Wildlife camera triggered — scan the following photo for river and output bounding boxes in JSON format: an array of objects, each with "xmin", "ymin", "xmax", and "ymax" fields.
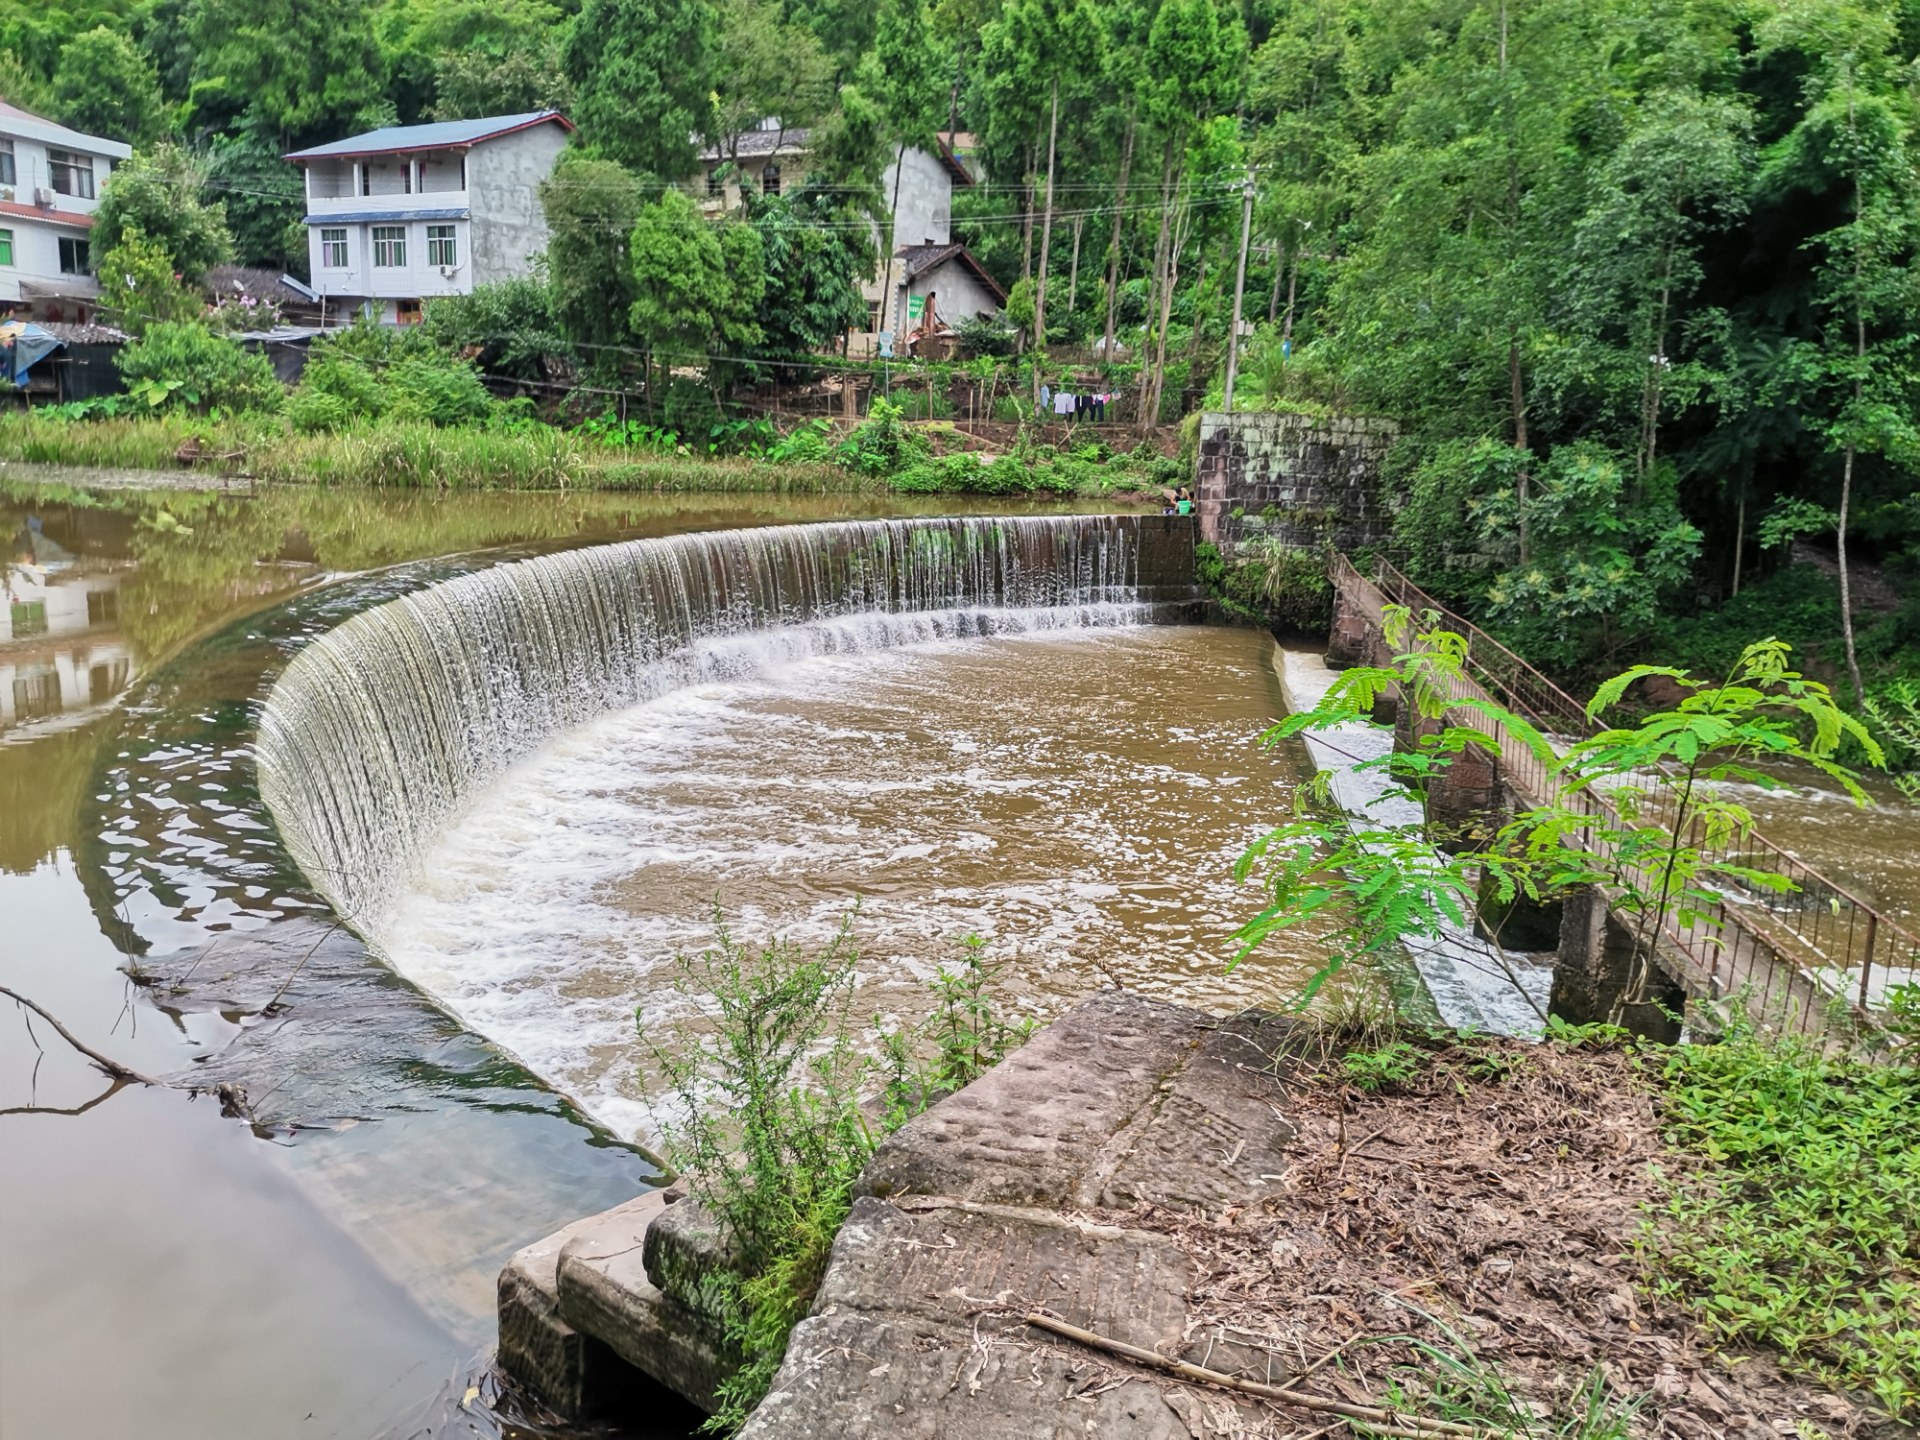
[{"xmin": 3, "ymin": 472, "xmax": 1915, "ymax": 1440}]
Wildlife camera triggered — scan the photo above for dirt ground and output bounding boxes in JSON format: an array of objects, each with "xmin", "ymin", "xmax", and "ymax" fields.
[{"xmin": 1077, "ymin": 1036, "xmax": 1895, "ymax": 1440}]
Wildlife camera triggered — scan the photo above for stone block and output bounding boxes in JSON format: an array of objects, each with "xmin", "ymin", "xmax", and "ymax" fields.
[
  {"xmin": 555, "ymin": 1193, "xmax": 731, "ymax": 1414},
  {"xmin": 497, "ymin": 1190, "xmax": 665, "ymax": 1419}
]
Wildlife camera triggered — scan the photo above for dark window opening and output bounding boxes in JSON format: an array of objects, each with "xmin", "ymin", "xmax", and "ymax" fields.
[{"xmin": 761, "ymin": 164, "xmax": 781, "ymax": 197}]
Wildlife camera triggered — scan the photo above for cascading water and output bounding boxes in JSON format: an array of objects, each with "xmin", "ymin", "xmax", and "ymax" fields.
[{"xmin": 256, "ymin": 515, "xmax": 1185, "ymax": 937}]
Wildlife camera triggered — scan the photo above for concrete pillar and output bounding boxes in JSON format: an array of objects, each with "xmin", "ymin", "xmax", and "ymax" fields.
[
  {"xmin": 1549, "ymin": 886, "xmax": 1684, "ymax": 1042},
  {"xmin": 1474, "ymin": 867, "xmax": 1564, "ymax": 952},
  {"xmin": 1393, "ymin": 706, "xmax": 1503, "ymax": 852},
  {"xmin": 1325, "ymin": 582, "xmax": 1372, "ymax": 668}
]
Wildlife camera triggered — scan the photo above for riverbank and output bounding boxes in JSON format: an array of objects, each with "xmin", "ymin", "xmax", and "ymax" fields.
[
  {"xmin": 508, "ymin": 993, "xmax": 1904, "ymax": 1437},
  {"xmin": 0, "ymin": 411, "xmax": 1181, "ymax": 498}
]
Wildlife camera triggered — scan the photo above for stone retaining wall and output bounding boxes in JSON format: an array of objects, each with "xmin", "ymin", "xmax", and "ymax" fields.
[{"xmin": 1194, "ymin": 411, "xmax": 1398, "ymax": 554}]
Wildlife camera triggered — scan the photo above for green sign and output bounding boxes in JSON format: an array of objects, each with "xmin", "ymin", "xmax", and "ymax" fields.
[{"xmin": 906, "ymin": 295, "xmax": 925, "ymax": 321}]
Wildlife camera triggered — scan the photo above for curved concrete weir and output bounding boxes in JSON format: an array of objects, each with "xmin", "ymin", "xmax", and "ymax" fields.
[{"xmin": 257, "ymin": 514, "xmax": 1200, "ymax": 941}]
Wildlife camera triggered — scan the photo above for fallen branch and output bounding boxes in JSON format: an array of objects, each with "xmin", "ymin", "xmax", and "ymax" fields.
[
  {"xmin": 0, "ymin": 985, "xmax": 165, "ymax": 1088},
  {"xmin": 1023, "ymin": 1313, "xmax": 1492, "ymax": 1440}
]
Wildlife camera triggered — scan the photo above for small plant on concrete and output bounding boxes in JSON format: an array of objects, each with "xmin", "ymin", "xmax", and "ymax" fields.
[
  {"xmin": 646, "ymin": 919, "xmax": 1034, "ymax": 1433},
  {"xmin": 1239, "ymin": 609, "xmax": 1886, "ymax": 1034},
  {"xmin": 922, "ymin": 932, "xmax": 1036, "ymax": 1094},
  {"xmin": 645, "ymin": 915, "xmax": 879, "ymax": 1433}
]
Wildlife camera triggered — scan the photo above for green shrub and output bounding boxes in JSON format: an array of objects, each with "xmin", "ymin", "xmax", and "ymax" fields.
[
  {"xmin": 649, "ymin": 919, "xmax": 1032, "ymax": 1434},
  {"xmin": 296, "ymin": 353, "xmax": 388, "ymax": 419},
  {"xmin": 1651, "ymin": 1030, "xmax": 1920, "ymax": 1418},
  {"xmin": 117, "ymin": 322, "xmax": 282, "ymax": 414},
  {"xmin": 840, "ymin": 397, "xmax": 928, "ymax": 475},
  {"xmin": 386, "ymin": 355, "xmax": 493, "ymax": 426},
  {"xmin": 285, "ymin": 386, "xmax": 352, "ymax": 435}
]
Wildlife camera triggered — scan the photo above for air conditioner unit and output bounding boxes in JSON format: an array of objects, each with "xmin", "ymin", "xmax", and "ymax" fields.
[
  {"xmin": 33, "ymin": 186, "xmax": 54, "ymax": 208},
  {"xmin": 0, "ymin": 187, "xmax": 12, "ymax": 202},
  {"xmin": 438, "ymin": 264, "xmax": 459, "ymax": 279}
]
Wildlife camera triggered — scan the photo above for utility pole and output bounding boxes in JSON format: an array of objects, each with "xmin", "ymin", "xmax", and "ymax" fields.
[{"xmin": 1222, "ymin": 168, "xmax": 1256, "ymax": 412}]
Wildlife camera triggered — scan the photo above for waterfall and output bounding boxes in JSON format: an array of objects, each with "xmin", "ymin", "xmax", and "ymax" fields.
[{"xmin": 256, "ymin": 515, "xmax": 1192, "ymax": 937}]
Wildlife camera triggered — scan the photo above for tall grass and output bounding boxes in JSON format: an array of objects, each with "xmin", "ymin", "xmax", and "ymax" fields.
[{"xmin": 0, "ymin": 411, "xmax": 866, "ymax": 493}]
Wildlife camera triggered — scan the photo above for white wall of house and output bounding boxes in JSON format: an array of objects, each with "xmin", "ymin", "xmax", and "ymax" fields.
[
  {"xmin": 900, "ymin": 263, "xmax": 1001, "ymax": 330},
  {"xmin": 307, "ymin": 216, "xmax": 473, "ymax": 306},
  {"xmin": 0, "ymin": 111, "xmax": 130, "ymax": 307},
  {"xmin": 880, "ymin": 146, "xmax": 954, "ymax": 251}
]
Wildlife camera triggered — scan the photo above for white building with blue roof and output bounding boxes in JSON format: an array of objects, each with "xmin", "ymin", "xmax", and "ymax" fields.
[{"xmin": 285, "ymin": 111, "xmax": 573, "ymax": 324}]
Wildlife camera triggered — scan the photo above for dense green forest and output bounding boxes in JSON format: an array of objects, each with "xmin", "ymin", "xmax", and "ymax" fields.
[{"xmin": 10, "ymin": 0, "xmax": 1920, "ymax": 706}]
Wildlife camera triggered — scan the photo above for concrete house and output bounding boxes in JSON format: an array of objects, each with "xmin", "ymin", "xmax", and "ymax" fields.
[
  {"xmin": 695, "ymin": 122, "xmax": 1004, "ymax": 353},
  {"xmin": 286, "ymin": 111, "xmax": 573, "ymax": 324},
  {"xmin": 0, "ymin": 101, "xmax": 131, "ymax": 324}
]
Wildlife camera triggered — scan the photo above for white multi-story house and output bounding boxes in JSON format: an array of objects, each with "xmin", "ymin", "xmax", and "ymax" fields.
[
  {"xmin": 694, "ymin": 123, "xmax": 1004, "ymax": 353},
  {"xmin": 0, "ymin": 100, "xmax": 131, "ymax": 324},
  {"xmin": 285, "ymin": 111, "xmax": 573, "ymax": 325}
]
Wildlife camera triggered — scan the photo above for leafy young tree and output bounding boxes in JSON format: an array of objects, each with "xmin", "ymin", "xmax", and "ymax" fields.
[
  {"xmin": 91, "ymin": 144, "xmax": 232, "ymax": 283},
  {"xmin": 752, "ymin": 193, "xmax": 870, "ymax": 358},
  {"xmin": 94, "ymin": 228, "xmax": 204, "ymax": 337},
  {"xmin": 540, "ymin": 155, "xmax": 644, "ymax": 355},
  {"xmin": 430, "ymin": 40, "xmax": 573, "ymax": 121},
  {"xmin": 628, "ymin": 188, "xmax": 764, "ymax": 391},
  {"xmin": 563, "ymin": 0, "xmax": 717, "ymax": 177},
  {"xmin": 50, "ymin": 25, "xmax": 169, "ymax": 145}
]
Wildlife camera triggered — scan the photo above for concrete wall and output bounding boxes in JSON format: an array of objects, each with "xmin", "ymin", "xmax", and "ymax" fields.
[
  {"xmin": 898, "ymin": 259, "xmax": 1000, "ymax": 333},
  {"xmin": 1194, "ymin": 411, "xmax": 1398, "ymax": 554},
  {"xmin": 883, "ymin": 146, "xmax": 953, "ymax": 249},
  {"xmin": 470, "ymin": 124, "xmax": 570, "ymax": 285}
]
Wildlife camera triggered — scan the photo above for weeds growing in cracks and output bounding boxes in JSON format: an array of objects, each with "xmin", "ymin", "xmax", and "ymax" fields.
[{"xmin": 643, "ymin": 914, "xmax": 1031, "ymax": 1434}]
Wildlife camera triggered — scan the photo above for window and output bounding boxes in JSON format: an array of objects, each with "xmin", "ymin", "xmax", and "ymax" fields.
[
  {"xmin": 761, "ymin": 163, "xmax": 781, "ymax": 197},
  {"xmin": 0, "ymin": 229, "xmax": 12, "ymax": 267},
  {"xmin": 866, "ymin": 299, "xmax": 883, "ymax": 334},
  {"xmin": 13, "ymin": 668, "xmax": 59, "ymax": 721},
  {"xmin": 48, "ymin": 149, "xmax": 95, "ymax": 200},
  {"xmin": 87, "ymin": 590, "xmax": 119, "ymax": 626},
  {"xmin": 0, "ymin": 140, "xmax": 13, "ymax": 186},
  {"xmin": 320, "ymin": 227, "xmax": 348, "ymax": 268},
  {"xmin": 372, "ymin": 226, "xmax": 406, "ymax": 267},
  {"xmin": 9, "ymin": 600, "xmax": 47, "ymax": 639},
  {"xmin": 707, "ymin": 168, "xmax": 725, "ymax": 198},
  {"xmin": 58, "ymin": 237, "xmax": 89, "ymax": 274},
  {"xmin": 426, "ymin": 224, "xmax": 457, "ymax": 267},
  {"xmin": 396, "ymin": 299, "xmax": 424, "ymax": 325}
]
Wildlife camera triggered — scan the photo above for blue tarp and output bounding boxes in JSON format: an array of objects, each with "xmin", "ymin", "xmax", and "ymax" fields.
[{"xmin": 0, "ymin": 323, "xmax": 64, "ymax": 385}]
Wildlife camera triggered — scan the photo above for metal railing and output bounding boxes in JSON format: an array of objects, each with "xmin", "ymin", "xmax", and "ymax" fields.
[{"xmin": 1330, "ymin": 554, "xmax": 1917, "ymax": 1038}]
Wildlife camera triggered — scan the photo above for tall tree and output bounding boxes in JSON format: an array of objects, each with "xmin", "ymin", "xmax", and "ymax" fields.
[
  {"xmin": 859, "ymin": 0, "xmax": 950, "ymax": 335},
  {"xmin": 707, "ymin": 0, "xmax": 833, "ymax": 167},
  {"xmin": 628, "ymin": 188, "xmax": 765, "ymax": 395},
  {"xmin": 1756, "ymin": 1, "xmax": 1920, "ymax": 702},
  {"xmin": 540, "ymin": 155, "xmax": 644, "ymax": 355},
  {"xmin": 563, "ymin": 0, "xmax": 717, "ymax": 178},
  {"xmin": 183, "ymin": 0, "xmax": 387, "ymax": 146},
  {"xmin": 50, "ymin": 25, "xmax": 168, "ymax": 144}
]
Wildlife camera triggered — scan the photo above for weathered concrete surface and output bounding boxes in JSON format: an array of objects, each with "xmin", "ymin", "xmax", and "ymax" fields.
[
  {"xmin": 858, "ymin": 993, "xmax": 1296, "ymax": 1212},
  {"xmin": 743, "ymin": 995, "xmax": 1302, "ymax": 1439},
  {"xmin": 1194, "ymin": 411, "xmax": 1398, "ymax": 555},
  {"xmin": 501, "ymin": 995, "xmax": 1305, "ymax": 1434},
  {"xmin": 497, "ymin": 1186, "xmax": 728, "ymax": 1418}
]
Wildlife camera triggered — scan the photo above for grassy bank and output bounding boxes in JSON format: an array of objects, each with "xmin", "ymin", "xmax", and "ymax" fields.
[{"xmin": 0, "ymin": 409, "xmax": 1175, "ymax": 498}]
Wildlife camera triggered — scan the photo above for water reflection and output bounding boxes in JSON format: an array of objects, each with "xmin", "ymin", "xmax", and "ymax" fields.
[{"xmin": 4, "ymin": 511, "xmax": 136, "ymax": 736}]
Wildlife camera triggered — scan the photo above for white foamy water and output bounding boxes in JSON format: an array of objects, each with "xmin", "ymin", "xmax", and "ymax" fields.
[{"xmin": 378, "ymin": 627, "xmax": 1325, "ymax": 1141}]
